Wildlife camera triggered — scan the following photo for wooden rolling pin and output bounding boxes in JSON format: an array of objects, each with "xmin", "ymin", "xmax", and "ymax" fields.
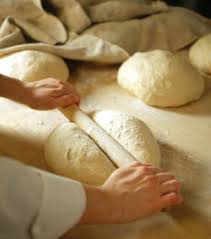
[{"xmin": 59, "ymin": 105, "xmax": 137, "ymax": 167}]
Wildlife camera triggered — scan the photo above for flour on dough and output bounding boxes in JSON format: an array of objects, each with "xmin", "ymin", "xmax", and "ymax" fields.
[
  {"xmin": 93, "ymin": 110, "xmax": 161, "ymax": 167},
  {"xmin": 189, "ymin": 33, "xmax": 211, "ymax": 76},
  {"xmin": 45, "ymin": 122, "xmax": 116, "ymax": 185},
  {"xmin": 0, "ymin": 50, "xmax": 69, "ymax": 82},
  {"xmin": 118, "ymin": 50, "xmax": 204, "ymax": 107}
]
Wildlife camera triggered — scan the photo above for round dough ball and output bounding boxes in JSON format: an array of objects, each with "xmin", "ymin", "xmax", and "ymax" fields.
[
  {"xmin": 118, "ymin": 50, "xmax": 204, "ymax": 107},
  {"xmin": 93, "ymin": 110, "xmax": 161, "ymax": 167},
  {"xmin": 0, "ymin": 50, "xmax": 69, "ymax": 82},
  {"xmin": 190, "ymin": 33, "xmax": 211, "ymax": 75},
  {"xmin": 45, "ymin": 122, "xmax": 115, "ymax": 185}
]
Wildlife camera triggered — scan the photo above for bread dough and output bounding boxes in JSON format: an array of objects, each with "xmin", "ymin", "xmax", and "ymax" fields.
[
  {"xmin": 0, "ymin": 50, "xmax": 69, "ymax": 82},
  {"xmin": 93, "ymin": 110, "xmax": 161, "ymax": 167},
  {"xmin": 117, "ymin": 50, "xmax": 204, "ymax": 107},
  {"xmin": 45, "ymin": 122, "xmax": 116, "ymax": 185},
  {"xmin": 189, "ymin": 33, "xmax": 211, "ymax": 76}
]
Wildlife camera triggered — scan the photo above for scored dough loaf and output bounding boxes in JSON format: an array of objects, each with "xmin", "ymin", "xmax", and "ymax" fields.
[
  {"xmin": 45, "ymin": 122, "xmax": 116, "ymax": 185},
  {"xmin": 117, "ymin": 50, "xmax": 205, "ymax": 107},
  {"xmin": 0, "ymin": 50, "xmax": 69, "ymax": 82},
  {"xmin": 93, "ymin": 110, "xmax": 161, "ymax": 167}
]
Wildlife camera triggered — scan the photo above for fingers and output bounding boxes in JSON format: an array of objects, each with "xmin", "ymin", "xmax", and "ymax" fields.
[
  {"xmin": 55, "ymin": 94, "xmax": 80, "ymax": 107},
  {"xmin": 118, "ymin": 162, "xmax": 163, "ymax": 185},
  {"xmin": 157, "ymin": 172, "xmax": 176, "ymax": 184},
  {"xmin": 46, "ymin": 80, "xmax": 80, "ymax": 107},
  {"xmin": 125, "ymin": 163, "xmax": 180, "ymax": 194},
  {"xmin": 35, "ymin": 78, "xmax": 80, "ymax": 99},
  {"xmin": 50, "ymin": 81, "xmax": 81, "ymax": 106},
  {"xmin": 160, "ymin": 192, "xmax": 183, "ymax": 209},
  {"xmin": 129, "ymin": 162, "xmax": 161, "ymax": 174},
  {"xmin": 50, "ymin": 86, "xmax": 71, "ymax": 97},
  {"xmin": 30, "ymin": 78, "xmax": 61, "ymax": 88},
  {"xmin": 161, "ymin": 179, "xmax": 180, "ymax": 194},
  {"xmin": 51, "ymin": 81, "xmax": 79, "ymax": 96},
  {"xmin": 116, "ymin": 165, "xmax": 161, "ymax": 186}
]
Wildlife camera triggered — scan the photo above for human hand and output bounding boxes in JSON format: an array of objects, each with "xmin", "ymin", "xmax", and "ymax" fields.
[
  {"xmin": 81, "ymin": 162, "xmax": 183, "ymax": 225},
  {"xmin": 25, "ymin": 78, "xmax": 80, "ymax": 110},
  {"xmin": 102, "ymin": 162, "xmax": 183, "ymax": 223}
]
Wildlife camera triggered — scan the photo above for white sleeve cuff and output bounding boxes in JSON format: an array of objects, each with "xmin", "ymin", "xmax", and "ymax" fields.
[{"xmin": 31, "ymin": 170, "xmax": 86, "ymax": 239}]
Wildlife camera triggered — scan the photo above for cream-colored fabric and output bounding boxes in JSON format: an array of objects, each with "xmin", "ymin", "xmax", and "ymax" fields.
[
  {"xmin": 63, "ymin": 34, "xmax": 129, "ymax": 63},
  {"xmin": 93, "ymin": 110, "xmax": 161, "ymax": 167},
  {"xmin": 0, "ymin": 0, "xmax": 129, "ymax": 64},
  {"xmin": 84, "ymin": 7, "xmax": 211, "ymax": 54},
  {"xmin": 48, "ymin": 0, "xmax": 91, "ymax": 33},
  {"xmin": 78, "ymin": 0, "xmax": 149, "ymax": 8},
  {"xmin": 88, "ymin": 1, "xmax": 168, "ymax": 23},
  {"xmin": 0, "ymin": 155, "xmax": 86, "ymax": 239},
  {"xmin": 118, "ymin": 50, "xmax": 205, "ymax": 107},
  {"xmin": 45, "ymin": 122, "xmax": 116, "ymax": 186},
  {"xmin": 189, "ymin": 33, "xmax": 211, "ymax": 76},
  {"xmin": 0, "ymin": 1, "xmax": 211, "ymax": 63},
  {"xmin": 0, "ymin": 50, "xmax": 69, "ymax": 82},
  {"xmin": 0, "ymin": 35, "xmax": 129, "ymax": 64},
  {"xmin": 0, "ymin": 18, "xmax": 26, "ymax": 48},
  {"xmin": 0, "ymin": 0, "xmax": 67, "ymax": 44}
]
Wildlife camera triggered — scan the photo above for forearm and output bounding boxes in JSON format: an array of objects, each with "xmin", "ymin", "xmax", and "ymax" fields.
[
  {"xmin": 0, "ymin": 75, "xmax": 80, "ymax": 110},
  {"xmin": 79, "ymin": 185, "xmax": 118, "ymax": 225},
  {"xmin": 0, "ymin": 74, "xmax": 30, "ymax": 104}
]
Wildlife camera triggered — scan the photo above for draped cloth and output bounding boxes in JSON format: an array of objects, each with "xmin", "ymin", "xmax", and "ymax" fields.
[{"xmin": 0, "ymin": 0, "xmax": 210, "ymax": 63}]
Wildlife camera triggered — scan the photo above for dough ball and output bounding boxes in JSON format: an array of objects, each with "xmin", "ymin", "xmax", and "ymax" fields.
[
  {"xmin": 0, "ymin": 50, "xmax": 69, "ymax": 82},
  {"xmin": 93, "ymin": 110, "xmax": 161, "ymax": 167},
  {"xmin": 118, "ymin": 50, "xmax": 204, "ymax": 107},
  {"xmin": 189, "ymin": 33, "xmax": 211, "ymax": 75},
  {"xmin": 45, "ymin": 122, "xmax": 116, "ymax": 185}
]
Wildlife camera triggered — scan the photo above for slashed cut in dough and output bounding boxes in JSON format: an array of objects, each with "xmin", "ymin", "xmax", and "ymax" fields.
[
  {"xmin": 118, "ymin": 50, "xmax": 204, "ymax": 107},
  {"xmin": 45, "ymin": 122, "xmax": 116, "ymax": 185},
  {"xmin": 93, "ymin": 110, "xmax": 161, "ymax": 167},
  {"xmin": 0, "ymin": 50, "xmax": 69, "ymax": 82}
]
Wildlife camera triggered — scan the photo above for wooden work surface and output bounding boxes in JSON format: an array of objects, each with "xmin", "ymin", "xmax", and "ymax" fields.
[{"xmin": 0, "ymin": 62, "xmax": 211, "ymax": 238}]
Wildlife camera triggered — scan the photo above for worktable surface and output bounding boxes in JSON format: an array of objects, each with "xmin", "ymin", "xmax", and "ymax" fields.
[{"xmin": 0, "ymin": 63, "xmax": 210, "ymax": 238}]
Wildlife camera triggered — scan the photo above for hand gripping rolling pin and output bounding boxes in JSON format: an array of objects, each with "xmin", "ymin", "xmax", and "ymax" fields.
[{"xmin": 59, "ymin": 105, "xmax": 137, "ymax": 167}]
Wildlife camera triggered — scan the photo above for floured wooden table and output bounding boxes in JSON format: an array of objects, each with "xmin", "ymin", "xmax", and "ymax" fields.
[{"xmin": 0, "ymin": 63, "xmax": 211, "ymax": 238}]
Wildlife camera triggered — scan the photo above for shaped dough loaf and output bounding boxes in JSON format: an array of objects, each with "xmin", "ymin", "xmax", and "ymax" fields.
[
  {"xmin": 93, "ymin": 110, "xmax": 161, "ymax": 167},
  {"xmin": 45, "ymin": 122, "xmax": 116, "ymax": 185},
  {"xmin": 189, "ymin": 33, "xmax": 211, "ymax": 76},
  {"xmin": 118, "ymin": 50, "xmax": 204, "ymax": 107},
  {"xmin": 0, "ymin": 50, "xmax": 69, "ymax": 82}
]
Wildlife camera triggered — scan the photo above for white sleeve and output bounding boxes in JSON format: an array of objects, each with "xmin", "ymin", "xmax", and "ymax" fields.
[
  {"xmin": 31, "ymin": 168, "xmax": 86, "ymax": 239},
  {"xmin": 0, "ymin": 156, "xmax": 87, "ymax": 239}
]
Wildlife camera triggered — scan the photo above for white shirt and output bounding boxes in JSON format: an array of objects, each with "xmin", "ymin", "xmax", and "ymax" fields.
[{"xmin": 0, "ymin": 155, "xmax": 87, "ymax": 239}]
